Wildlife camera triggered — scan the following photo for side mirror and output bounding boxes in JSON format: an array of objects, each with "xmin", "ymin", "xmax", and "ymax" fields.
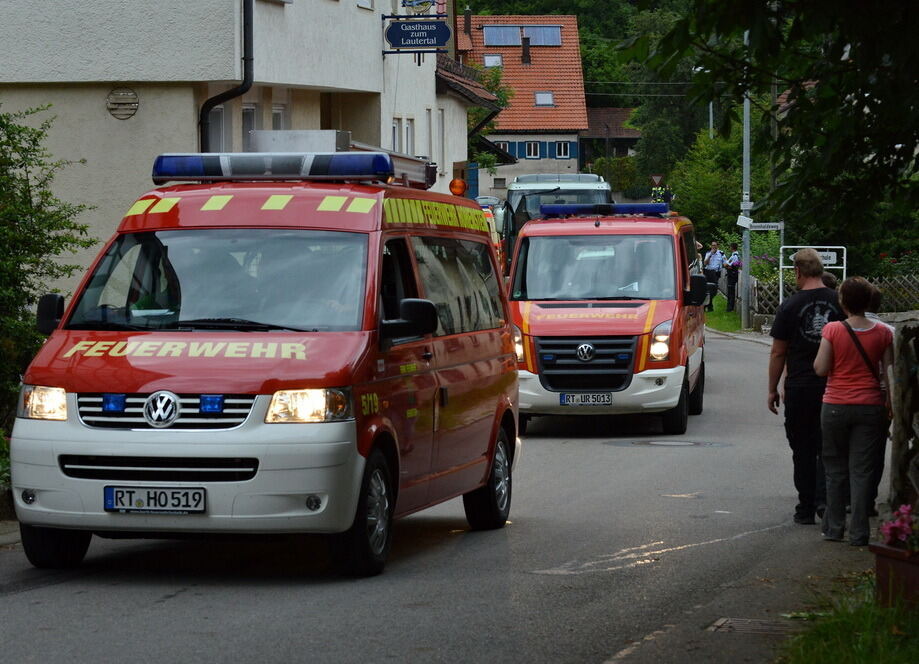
[
  {"xmin": 37, "ymin": 293, "xmax": 65, "ymax": 335},
  {"xmin": 381, "ymin": 298, "xmax": 438, "ymax": 339},
  {"xmin": 686, "ymin": 274, "xmax": 708, "ymax": 307},
  {"xmin": 493, "ymin": 205, "xmax": 506, "ymax": 233}
]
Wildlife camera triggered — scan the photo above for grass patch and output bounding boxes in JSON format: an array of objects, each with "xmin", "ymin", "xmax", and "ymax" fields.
[
  {"xmin": 779, "ymin": 572, "xmax": 919, "ymax": 664},
  {"xmin": 703, "ymin": 291, "xmax": 742, "ymax": 333}
]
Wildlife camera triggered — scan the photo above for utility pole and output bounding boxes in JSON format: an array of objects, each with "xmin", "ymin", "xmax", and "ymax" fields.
[{"xmin": 741, "ymin": 31, "xmax": 752, "ymax": 330}]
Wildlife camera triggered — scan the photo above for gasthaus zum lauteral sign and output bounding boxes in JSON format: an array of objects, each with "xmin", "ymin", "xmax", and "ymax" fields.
[{"xmin": 11, "ymin": 151, "xmax": 519, "ymax": 576}]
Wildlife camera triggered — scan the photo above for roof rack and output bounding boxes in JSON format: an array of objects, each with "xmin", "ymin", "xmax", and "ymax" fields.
[{"xmin": 539, "ymin": 203, "xmax": 670, "ymax": 218}]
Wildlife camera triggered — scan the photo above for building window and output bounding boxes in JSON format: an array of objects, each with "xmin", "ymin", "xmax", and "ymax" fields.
[
  {"xmin": 272, "ymin": 104, "xmax": 288, "ymax": 130},
  {"xmin": 207, "ymin": 107, "xmax": 227, "ymax": 151},
  {"xmin": 534, "ymin": 91, "xmax": 554, "ymax": 106},
  {"xmin": 523, "ymin": 26, "xmax": 561, "ymax": 46},
  {"xmin": 483, "ymin": 26, "xmax": 521, "ymax": 46},
  {"xmin": 494, "ymin": 141, "xmax": 509, "ymax": 153},
  {"xmin": 392, "ymin": 118, "xmax": 403, "ymax": 152},
  {"xmin": 483, "ymin": 54, "xmax": 503, "ymax": 68},
  {"xmin": 405, "ymin": 118, "xmax": 415, "ymax": 156},
  {"xmin": 493, "ymin": 177, "xmax": 507, "ymax": 189},
  {"xmin": 242, "ymin": 104, "xmax": 258, "ymax": 151},
  {"xmin": 356, "ymin": 0, "xmax": 373, "ymax": 9},
  {"xmin": 526, "ymin": 141, "xmax": 539, "ymax": 159},
  {"xmin": 425, "ymin": 109, "xmax": 433, "ymax": 160},
  {"xmin": 556, "ymin": 142, "xmax": 570, "ymax": 159}
]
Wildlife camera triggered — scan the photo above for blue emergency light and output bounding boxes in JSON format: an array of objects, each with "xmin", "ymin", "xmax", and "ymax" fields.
[
  {"xmin": 539, "ymin": 203, "xmax": 669, "ymax": 218},
  {"xmin": 199, "ymin": 395, "xmax": 225, "ymax": 414},
  {"xmin": 152, "ymin": 152, "xmax": 396, "ymax": 185},
  {"xmin": 102, "ymin": 394, "xmax": 126, "ymax": 412}
]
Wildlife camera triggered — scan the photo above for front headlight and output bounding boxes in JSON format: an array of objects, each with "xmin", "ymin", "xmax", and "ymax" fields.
[
  {"xmin": 265, "ymin": 388, "xmax": 353, "ymax": 423},
  {"xmin": 512, "ymin": 325, "xmax": 525, "ymax": 363},
  {"xmin": 17, "ymin": 385, "xmax": 68, "ymax": 420},
  {"xmin": 649, "ymin": 320, "xmax": 672, "ymax": 361}
]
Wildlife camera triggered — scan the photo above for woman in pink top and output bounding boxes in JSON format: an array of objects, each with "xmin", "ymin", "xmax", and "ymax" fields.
[{"xmin": 813, "ymin": 277, "xmax": 893, "ymax": 546}]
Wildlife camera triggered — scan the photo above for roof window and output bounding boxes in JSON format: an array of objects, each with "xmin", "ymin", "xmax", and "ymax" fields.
[
  {"xmin": 534, "ymin": 92, "xmax": 555, "ymax": 106},
  {"xmin": 483, "ymin": 54, "xmax": 503, "ymax": 68}
]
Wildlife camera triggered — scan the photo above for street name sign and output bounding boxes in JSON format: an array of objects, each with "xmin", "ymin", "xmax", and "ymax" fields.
[
  {"xmin": 750, "ymin": 222, "xmax": 784, "ymax": 231},
  {"xmin": 385, "ymin": 20, "xmax": 451, "ymax": 49}
]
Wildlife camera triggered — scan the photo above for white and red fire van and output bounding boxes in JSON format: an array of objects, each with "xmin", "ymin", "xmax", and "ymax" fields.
[
  {"xmin": 508, "ymin": 203, "xmax": 707, "ymax": 435},
  {"xmin": 11, "ymin": 151, "xmax": 519, "ymax": 575}
]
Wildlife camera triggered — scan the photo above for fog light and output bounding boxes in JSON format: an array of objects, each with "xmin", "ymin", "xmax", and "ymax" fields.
[
  {"xmin": 305, "ymin": 495, "xmax": 322, "ymax": 512},
  {"xmin": 655, "ymin": 377, "xmax": 665, "ymax": 386},
  {"xmin": 21, "ymin": 489, "xmax": 36, "ymax": 505}
]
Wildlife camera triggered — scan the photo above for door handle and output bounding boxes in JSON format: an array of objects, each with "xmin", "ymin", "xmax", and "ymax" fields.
[
  {"xmin": 421, "ymin": 350, "xmax": 433, "ymax": 360},
  {"xmin": 439, "ymin": 386, "xmax": 448, "ymax": 407}
]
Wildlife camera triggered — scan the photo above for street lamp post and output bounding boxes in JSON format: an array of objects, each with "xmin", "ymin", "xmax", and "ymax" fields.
[{"xmin": 741, "ymin": 31, "xmax": 752, "ymax": 330}]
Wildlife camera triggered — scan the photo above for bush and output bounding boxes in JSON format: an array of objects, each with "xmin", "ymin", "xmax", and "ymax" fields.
[
  {"xmin": 0, "ymin": 105, "xmax": 95, "ymax": 433},
  {"xmin": 622, "ymin": 184, "xmax": 652, "ymax": 200}
]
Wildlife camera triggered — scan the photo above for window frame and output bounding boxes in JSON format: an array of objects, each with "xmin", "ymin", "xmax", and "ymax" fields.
[
  {"xmin": 525, "ymin": 141, "xmax": 540, "ymax": 159},
  {"xmin": 555, "ymin": 142, "xmax": 570, "ymax": 159},
  {"xmin": 534, "ymin": 91, "xmax": 554, "ymax": 107},
  {"xmin": 483, "ymin": 54, "xmax": 503, "ymax": 68}
]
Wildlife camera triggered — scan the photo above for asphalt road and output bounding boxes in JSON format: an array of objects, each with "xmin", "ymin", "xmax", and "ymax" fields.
[{"xmin": 0, "ymin": 332, "xmax": 873, "ymax": 663}]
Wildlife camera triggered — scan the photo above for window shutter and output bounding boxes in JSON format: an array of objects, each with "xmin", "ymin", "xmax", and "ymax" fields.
[{"xmin": 548, "ymin": 141, "xmax": 557, "ymax": 159}]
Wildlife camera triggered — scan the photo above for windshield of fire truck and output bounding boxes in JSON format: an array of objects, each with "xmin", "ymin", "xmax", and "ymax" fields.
[
  {"xmin": 68, "ymin": 229, "xmax": 368, "ymax": 332},
  {"xmin": 510, "ymin": 234, "xmax": 676, "ymax": 301}
]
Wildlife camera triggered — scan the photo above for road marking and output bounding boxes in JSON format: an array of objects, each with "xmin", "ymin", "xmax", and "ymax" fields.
[
  {"xmin": 531, "ymin": 524, "xmax": 784, "ymax": 576},
  {"xmin": 604, "ymin": 624, "xmax": 676, "ymax": 662}
]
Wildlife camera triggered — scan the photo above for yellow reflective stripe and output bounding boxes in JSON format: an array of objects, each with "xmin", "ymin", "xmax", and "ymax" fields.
[
  {"xmin": 262, "ymin": 195, "xmax": 293, "ymax": 210},
  {"xmin": 346, "ymin": 197, "xmax": 376, "ymax": 214},
  {"xmin": 149, "ymin": 197, "xmax": 180, "ymax": 213},
  {"xmin": 125, "ymin": 199, "xmax": 155, "ymax": 216},
  {"xmin": 392, "ymin": 198, "xmax": 408, "ymax": 223},
  {"xmin": 318, "ymin": 195, "xmax": 347, "ymax": 212},
  {"xmin": 200, "ymin": 195, "xmax": 233, "ymax": 211}
]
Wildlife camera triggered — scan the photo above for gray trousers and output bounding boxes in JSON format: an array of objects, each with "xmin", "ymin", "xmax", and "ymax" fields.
[{"xmin": 820, "ymin": 403, "xmax": 886, "ymax": 544}]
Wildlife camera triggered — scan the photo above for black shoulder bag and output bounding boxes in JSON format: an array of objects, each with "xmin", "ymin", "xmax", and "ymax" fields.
[{"xmin": 841, "ymin": 320, "xmax": 891, "ymax": 419}]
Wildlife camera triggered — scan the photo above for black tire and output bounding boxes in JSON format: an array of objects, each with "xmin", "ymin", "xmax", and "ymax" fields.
[
  {"xmin": 688, "ymin": 362, "xmax": 705, "ymax": 416},
  {"xmin": 518, "ymin": 415, "xmax": 529, "ymax": 436},
  {"xmin": 20, "ymin": 523, "xmax": 91, "ymax": 569},
  {"xmin": 333, "ymin": 449, "xmax": 394, "ymax": 577},
  {"xmin": 463, "ymin": 428, "xmax": 512, "ymax": 530},
  {"xmin": 661, "ymin": 380, "xmax": 689, "ymax": 435}
]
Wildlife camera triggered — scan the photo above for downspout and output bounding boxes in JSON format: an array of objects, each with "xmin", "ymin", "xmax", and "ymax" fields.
[{"xmin": 199, "ymin": 0, "xmax": 254, "ymax": 152}]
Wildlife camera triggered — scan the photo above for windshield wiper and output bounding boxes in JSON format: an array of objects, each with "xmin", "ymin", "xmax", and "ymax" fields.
[
  {"xmin": 67, "ymin": 321, "xmax": 145, "ymax": 331},
  {"xmin": 172, "ymin": 318, "xmax": 310, "ymax": 332},
  {"xmin": 590, "ymin": 296, "xmax": 650, "ymax": 301}
]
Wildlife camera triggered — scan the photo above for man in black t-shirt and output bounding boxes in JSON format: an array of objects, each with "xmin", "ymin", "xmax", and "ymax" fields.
[{"xmin": 768, "ymin": 248, "xmax": 842, "ymax": 524}]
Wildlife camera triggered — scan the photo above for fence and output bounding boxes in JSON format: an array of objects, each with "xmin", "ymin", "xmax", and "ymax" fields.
[{"xmin": 744, "ymin": 274, "xmax": 919, "ymax": 316}]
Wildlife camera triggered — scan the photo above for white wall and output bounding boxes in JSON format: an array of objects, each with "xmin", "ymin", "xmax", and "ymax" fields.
[
  {"xmin": 478, "ymin": 133, "xmax": 580, "ymax": 199},
  {"xmin": 0, "ymin": 86, "xmax": 198, "ymax": 295},
  {"xmin": 0, "ymin": 0, "xmax": 237, "ymax": 82}
]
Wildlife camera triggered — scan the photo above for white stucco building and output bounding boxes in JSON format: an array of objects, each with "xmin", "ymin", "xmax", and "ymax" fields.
[{"xmin": 0, "ymin": 0, "xmax": 481, "ymax": 293}]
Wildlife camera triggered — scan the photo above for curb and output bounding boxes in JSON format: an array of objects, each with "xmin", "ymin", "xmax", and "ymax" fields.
[{"xmin": 706, "ymin": 326, "xmax": 772, "ymax": 347}]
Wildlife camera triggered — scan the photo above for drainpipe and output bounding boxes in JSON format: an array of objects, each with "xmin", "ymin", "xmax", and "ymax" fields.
[{"xmin": 199, "ymin": 0, "xmax": 254, "ymax": 152}]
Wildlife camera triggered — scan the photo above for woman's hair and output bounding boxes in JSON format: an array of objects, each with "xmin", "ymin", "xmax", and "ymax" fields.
[
  {"xmin": 868, "ymin": 285, "xmax": 882, "ymax": 313},
  {"xmin": 839, "ymin": 276, "xmax": 873, "ymax": 316}
]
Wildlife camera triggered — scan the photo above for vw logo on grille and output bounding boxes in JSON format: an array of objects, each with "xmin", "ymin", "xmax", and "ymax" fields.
[
  {"xmin": 143, "ymin": 391, "xmax": 181, "ymax": 428},
  {"xmin": 576, "ymin": 343, "xmax": 596, "ymax": 362}
]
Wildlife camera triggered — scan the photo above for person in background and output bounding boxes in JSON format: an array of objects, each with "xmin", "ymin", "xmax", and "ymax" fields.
[
  {"xmin": 813, "ymin": 277, "xmax": 893, "ymax": 546},
  {"xmin": 821, "ymin": 271, "xmax": 838, "ymax": 290},
  {"xmin": 703, "ymin": 241, "xmax": 725, "ymax": 312},
  {"xmin": 724, "ymin": 243, "xmax": 741, "ymax": 312},
  {"xmin": 768, "ymin": 248, "xmax": 842, "ymax": 525}
]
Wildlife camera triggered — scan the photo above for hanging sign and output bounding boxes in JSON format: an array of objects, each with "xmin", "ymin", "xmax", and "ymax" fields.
[{"xmin": 385, "ymin": 20, "xmax": 451, "ymax": 49}]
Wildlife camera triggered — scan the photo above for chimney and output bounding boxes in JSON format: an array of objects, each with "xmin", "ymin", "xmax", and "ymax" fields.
[
  {"xmin": 464, "ymin": 6, "xmax": 471, "ymax": 35},
  {"xmin": 522, "ymin": 36, "xmax": 531, "ymax": 64}
]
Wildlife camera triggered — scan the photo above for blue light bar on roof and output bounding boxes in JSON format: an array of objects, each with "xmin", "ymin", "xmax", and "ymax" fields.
[
  {"xmin": 152, "ymin": 152, "xmax": 396, "ymax": 185},
  {"xmin": 539, "ymin": 203, "xmax": 669, "ymax": 218}
]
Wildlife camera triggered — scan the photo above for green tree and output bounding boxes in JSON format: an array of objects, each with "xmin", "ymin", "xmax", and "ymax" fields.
[
  {"xmin": 468, "ymin": 64, "xmax": 514, "ymax": 174},
  {"xmin": 627, "ymin": 0, "xmax": 919, "ymax": 274},
  {"xmin": 0, "ymin": 106, "xmax": 95, "ymax": 433}
]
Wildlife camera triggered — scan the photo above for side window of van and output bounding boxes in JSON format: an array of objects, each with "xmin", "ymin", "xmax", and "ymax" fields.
[
  {"xmin": 411, "ymin": 236, "xmax": 504, "ymax": 336},
  {"xmin": 381, "ymin": 239, "xmax": 418, "ymax": 321},
  {"xmin": 682, "ymin": 231, "xmax": 701, "ymax": 275}
]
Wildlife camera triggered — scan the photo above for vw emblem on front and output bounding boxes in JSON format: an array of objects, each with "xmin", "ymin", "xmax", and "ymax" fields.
[
  {"xmin": 576, "ymin": 343, "xmax": 596, "ymax": 362},
  {"xmin": 144, "ymin": 391, "xmax": 181, "ymax": 428}
]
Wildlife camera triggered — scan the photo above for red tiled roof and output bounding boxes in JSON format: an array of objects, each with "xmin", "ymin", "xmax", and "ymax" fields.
[
  {"xmin": 436, "ymin": 54, "xmax": 499, "ymax": 110},
  {"xmin": 581, "ymin": 108, "xmax": 641, "ymax": 139},
  {"xmin": 458, "ymin": 15, "xmax": 588, "ymax": 132}
]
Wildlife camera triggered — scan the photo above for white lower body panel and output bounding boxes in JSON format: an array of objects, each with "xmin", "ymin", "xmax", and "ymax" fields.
[
  {"xmin": 11, "ymin": 395, "xmax": 364, "ymax": 534},
  {"xmin": 518, "ymin": 365, "xmax": 686, "ymax": 416}
]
